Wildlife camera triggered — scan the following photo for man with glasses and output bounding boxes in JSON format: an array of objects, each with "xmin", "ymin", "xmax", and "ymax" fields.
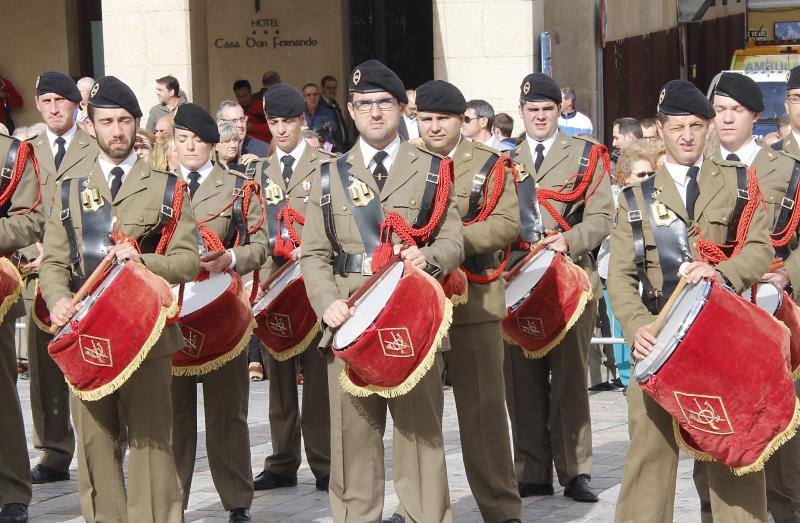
[
  {"xmin": 154, "ymin": 114, "xmax": 174, "ymax": 140},
  {"xmin": 217, "ymin": 100, "xmax": 268, "ymax": 157},
  {"xmin": 463, "ymin": 99, "xmax": 502, "ymax": 150},
  {"xmin": 233, "ymin": 79, "xmax": 271, "ymax": 145},
  {"xmin": 639, "ymin": 117, "xmax": 658, "ymax": 142},
  {"xmin": 300, "ymin": 60, "xmax": 463, "ymax": 523}
]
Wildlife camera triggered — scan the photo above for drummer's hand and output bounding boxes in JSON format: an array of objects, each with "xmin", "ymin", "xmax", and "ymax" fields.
[
  {"xmin": 683, "ymin": 261, "xmax": 716, "ymax": 284},
  {"xmin": 764, "ymin": 268, "xmax": 791, "ymax": 289},
  {"xmin": 541, "ymin": 231, "xmax": 569, "ymax": 253},
  {"xmin": 201, "ymin": 250, "xmax": 232, "ymax": 273},
  {"xmin": 111, "ymin": 242, "xmax": 141, "ymax": 263},
  {"xmin": 50, "ymin": 298, "xmax": 83, "ymax": 327},
  {"xmin": 23, "ymin": 242, "xmax": 44, "ymax": 272},
  {"xmin": 633, "ymin": 323, "xmax": 657, "ymax": 361},
  {"xmin": 323, "ymin": 299, "xmax": 354, "ymax": 328},
  {"xmin": 395, "ymin": 244, "xmax": 427, "ymax": 270},
  {"xmin": 290, "ymin": 247, "xmax": 301, "ymax": 261},
  {"xmin": 500, "ymin": 271, "xmax": 510, "ymax": 288}
]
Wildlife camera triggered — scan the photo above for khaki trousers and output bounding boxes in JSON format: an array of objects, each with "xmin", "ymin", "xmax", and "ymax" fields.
[
  {"xmin": 503, "ymin": 301, "xmax": 595, "ymax": 486},
  {"xmin": 263, "ymin": 341, "xmax": 330, "ymax": 479},
  {"xmin": 616, "ymin": 380, "xmax": 766, "ymax": 523},
  {"xmin": 445, "ymin": 321, "xmax": 521, "ymax": 522},
  {"xmin": 73, "ymin": 354, "xmax": 182, "ymax": 523},
  {"xmin": 0, "ymin": 309, "xmax": 31, "ymax": 506},
  {"xmin": 327, "ymin": 353, "xmax": 452, "ymax": 523},
  {"xmin": 171, "ymin": 350, "xmax": 253, "ymax": 510}
]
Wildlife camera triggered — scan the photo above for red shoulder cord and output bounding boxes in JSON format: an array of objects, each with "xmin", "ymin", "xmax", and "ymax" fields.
[
  {"xmin": 273, "ymin": 206, "xmax": 305, "ymax": 260},
  {"xmin": 371, "ymin": 158, "xmax": 455, "ymax": 272},
  {"xmin": 1, "ymin": 141, "xmax": 43, "ymax": 258},
  {"xmin": 150, "ymin": 179, "xmax": 187, "ymax": 321},
  {"xmin": 536, "ymin": 143, "xmax": 611, "ymax": 232},
  {"xmin": 460, "ymin": 156, "xmax": 516, "ymax": 284},
  {"xmin": 771, "ymin": 172, "xmax": 800, "ymax": 252},
  {"xmin": 696, "ymin": 168, "xmax": 763, "ymax": 264}
]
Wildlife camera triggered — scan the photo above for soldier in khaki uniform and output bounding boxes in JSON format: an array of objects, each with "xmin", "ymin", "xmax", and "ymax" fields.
[
  {"xmin": 414, "ymin": 80, "xmax": 522, "ymax": 523},
  {"xmin": 39, "ymin": 76, "xmax": 200, "ymax": 523},
  {"xmin": 301, "ymin": 60, "xmax": 463, "ymax": 523},
  {"xmin": 26, "ymin": 71, "xmax": 99, "ymax": 485},
  {"xmin": 251, "ymin": 85, "xmax": 332, "ymax": 492},
  {"xmin": 0, "ymin": 135, "xmax": 45, "ymax": 523},
  {"xmin": 609, "ymin": 80, "xmax": 771, "ymax": 523},
  {"xmin": 169, "ymin": 103, "xmax": 265, "ymax": 523},
  {"xmin": 503, "ymin": 73, "xmax": 613, "ymax": 502}
]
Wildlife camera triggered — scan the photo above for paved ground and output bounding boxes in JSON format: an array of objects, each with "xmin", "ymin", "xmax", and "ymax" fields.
[{"xmin": 16, "ymin": 376, "xmax": 704, "ymax": 522}]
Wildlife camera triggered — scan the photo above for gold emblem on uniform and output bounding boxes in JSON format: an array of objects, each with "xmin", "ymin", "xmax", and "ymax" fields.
[
  {"xmin": 80, "ymin": 186, "xmax": 104, "ymax": 212},
  {"xmin": 674, "ymin": 392, "xmax": 734, "ymax": 435},
  {"xmin": 352, "ymin": 69, "xmax": 362, "ymax": 86},
  {"xmin": 650, "ymin": 200, "xmax": 677, "ymax": 227},
  {"xmin": 348, "ymin": 177, "xmax": 374, "ymax": 206},
  {"xmin": 90, "ymin": 82, "xmax": 100, "ymax": 98},
  {"xmin": 523, "ymin": 81, "xmax": 531, "ymax": 95},
  {"xmin": 264, "ymin": 180, "xmax": 284, "ymax": 205}
]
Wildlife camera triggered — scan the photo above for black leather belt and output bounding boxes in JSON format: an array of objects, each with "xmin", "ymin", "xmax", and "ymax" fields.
[
  {"xmin": 336, "ymin": 155, "xmax": 384, "ymax": 254},
  {"xmin": 725, "ymin": 166, "xmax": 749, "ymax": 245},
  {"xmin": 774, "ymin": 159, "xmax": 800, "ymax": 260},
  {"xmin": 462, "ymin": 154, "xmax": 498, "ymax": 223},
  {"xmin": 0, "ymin": 138, "xmax": 21, "ymax": 217},
  {"xmin": 511, "ymin": 148, "xmax": 544, "ymax": 244},
  {"xmin": 139, "ymin": 175, "xmax": 178, "ymax": 254},
  {"xmin": 558, "ymin": 141, "xmax": 594, "ymax": 230}
]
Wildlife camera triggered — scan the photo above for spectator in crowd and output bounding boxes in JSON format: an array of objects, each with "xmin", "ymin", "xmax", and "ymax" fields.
[
  {"xmin": 134, "ymin": 128, "xmax": 155, "ymax": 162},
  {"xmin": 254, "ymin": 70, "xmax": 282, "ymax": 99},
  {"xmin": 302, "ymin": 127, "xmax": 322, "ymax": 149},
  {"xmin": 463, "ymin": 99, "xmax": 503, "ymax": 150},
  {"xmin": 150, "ymin": 134, "xmax": 178, "ymax": 171},
  {"xmin": 146, "ymin": 75, "xmax": 185, "ymax": 132},
  {"xmin": 401, "ymin": 88, "xmax": 420, "ymax": 140},
  {"xmin": 558, "ymin": 86, "xmax": 593, "ymax": 136},
  {"xmin": 214, "ymin": 120, "xmax": 260, "ymax": 170},
  {"xmin": 154, "ymin": 114, "xmax": 174, "ymax": 140},
  {"xmin": 611, "ymin": 117, "xmax": 643, "ymax": 151},
  {"xmin": 639, "ymin": 117, "xmax": 658, "ymax": 142},
  {"xmin": 0, "ymin": 75, "xmax": 23, "ymax": 133},
  {"xmin": 319, "ymin": 74, "xmax": 349, "ymax": 148},
  {"xmin": 302, "ymin": 82, "xmax": 340, "ymax": 150},
  {"xmin": 217, "ymin": 99, "xmax": 269, "ymax": 157},
  {"xmin": 75, "ymin": 76, "xmax": 95, "ymax": 133},
  {"xmin": 233, "ymin": 79, "xmax": 271, "ymax": 143},
  {"xmin": 492, "ymin": 112, "xmax": 516, "ymax": 150}
]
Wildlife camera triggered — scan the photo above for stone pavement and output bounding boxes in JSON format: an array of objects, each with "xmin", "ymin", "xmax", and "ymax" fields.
[{"xmin": 16, "ymin": 378, "xmax": 704, "ymax": 522}]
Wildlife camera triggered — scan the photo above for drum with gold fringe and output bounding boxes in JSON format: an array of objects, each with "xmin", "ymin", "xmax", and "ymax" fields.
[{"xmin": 0, "ymin": 256, "xmax": 22, "ymax": 324}]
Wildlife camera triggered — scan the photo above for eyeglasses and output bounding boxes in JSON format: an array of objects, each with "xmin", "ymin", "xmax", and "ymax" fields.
[
  {"xmin": 631, "ymin": 171, "xmax": 655, "ymax": 179},
  {"xmin": 463, "ymin": 116, "xmax": 480, "ymax": 123},
  {"xmin": 788, "ymin": 94, "xmax": 800, "ymax": 105},
  {"xmin": 219, "ymin": 116, "xmax": 248, "ymax": 124},
  {"xmin": 133, "ymin": 144, "xmax": 151, "ymax": 151},
  {"xmin": 352, "ymin": 97, "xmax": 396, "ymax": 113}
]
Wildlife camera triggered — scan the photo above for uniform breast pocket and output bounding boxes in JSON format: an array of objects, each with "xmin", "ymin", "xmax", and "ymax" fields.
[
  {"xmin": 763, "ymin": 189, "xmax": 787, "ymax": 225},
  {"xmin": 331, "ymin": 206, "xmax": 356, "ymax": 248},
  {"xmin": 390, "ymin": 198, "xmax": 422, "ymax": 226},
  {"xmin": 700, "ymin": 206, "xmax": 734, "ymax": 244},
  {"xmin": 123, "ymin": 208, "xmax": 162, "ymax": 239}
]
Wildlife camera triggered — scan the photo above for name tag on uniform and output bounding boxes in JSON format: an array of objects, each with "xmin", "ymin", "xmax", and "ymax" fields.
[{"xmin": 348, "ymin": 178, "xmax": 374, "ymax": 207}]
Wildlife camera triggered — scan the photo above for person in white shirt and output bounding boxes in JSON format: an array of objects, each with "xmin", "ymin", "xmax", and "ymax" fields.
[
  {"xmin": 558, "ymin": 87, "xmax": 593, "ymax": 137},
  {"xmin": 401, "ymin": 88, "xmax": 420, "ymax": 140}
]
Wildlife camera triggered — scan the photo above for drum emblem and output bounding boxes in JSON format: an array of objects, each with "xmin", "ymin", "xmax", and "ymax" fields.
[
  {"xmin": 267, "ymin": 313, "xmax": 293, "ymax": 338},
  {"xmin": 675, "ymin": 392, "xmax": 734, "ymax": 435},
  {"xmin": 79, "ymin": 335, "xmax": 113, "ymax": 367},
  {"xmin": 181, "ymin": 326, "xmax": 206, "ymax": 358},
  {"xmin": 378, "ymin": 328, "xmax": 414, "ymax": 358},
  {"xmin": 517, "ymin": 317, "xmax": 545, "ymax": 339}
]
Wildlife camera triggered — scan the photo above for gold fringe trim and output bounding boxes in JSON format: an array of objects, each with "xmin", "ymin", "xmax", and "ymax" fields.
[
  {"xmin": 449, "ymin": 285, "xmax": 468, "ymax": 307},
  {"xmin": 673, "ymin": 421, "xmax": 714, "ymax": 462},
  {"xmin": 0, "ymin": 257, "xmax": 22, "ymax": 325},
  {"xmin": 339, "ymin": 298, "xmax": 454, "ymax": 399},
  {"xmin": 171, "ymin": 319, "xmax": 254, "ymax": 376},
  {"xmin": 266, "ymin": 321, "xmax": 320, "ymax": 362},
  {"xmin": 70, "ymin": 293, "xmax": 179, "ymax": 401},
  {"xmin": 793, "ymin": 364, "xmax": 800, "ymax": 381},
  {"xmin": 31, "ymin": 280, "xmax": 52, "ymax": 333}
]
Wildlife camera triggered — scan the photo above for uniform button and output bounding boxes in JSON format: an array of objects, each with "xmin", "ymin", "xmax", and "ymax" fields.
[
  {"xmin": 138, "ymin": 216, "xmax": 144, "ymax": 224},
  {"xmin": 460, "ymin": 190, "xmax": 467, "ymax": 196},
  {"xmin": 769, "ymin": 196, "xmax": 775, "ymax": 202},
  {"xmin": 410, "ymin": 199, "xmax": 416, "ymax": 206},
  {"xmin": 342, "ymin": 205, "xmax": 347, "ymax": 212},
  {"xmin": 693, "ymin": 242, "xmax": 698, "ymax": 248}
]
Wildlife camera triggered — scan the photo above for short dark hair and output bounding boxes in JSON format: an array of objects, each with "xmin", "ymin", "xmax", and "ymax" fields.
[
  {"xmin": 233, "ymin": 79, "xmax": 252, "ymax": 92},
  {"xmin": 613, "ymin": 117, "xmax": 643, "ymax": 139},
  {"xmin": 262, "ymin": 70, "xmax": 281, "ymax": 88},
  {"xmin": 639, "ymin": 117, "xmax": 657, "ymax": 130},
  {"xmin": 466, "ymin": 99, "xmax": 494, "ymax": 130},
  {"xmin": 302, "ymin": 83, "xmax": 319, "ymax": 92},
  {"xmin": 156, "ymin": 75, "xmax": 180, "ymax": 97},
  {"xmin": 493, "ymin": 113, "xmax": 514, "ymax": 138},
  {"xmin": 321, "ymin": 75, "xmax": 337, "ymax": 87}
]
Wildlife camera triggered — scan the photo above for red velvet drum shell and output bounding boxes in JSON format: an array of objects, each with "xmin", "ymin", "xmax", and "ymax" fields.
[
  {"xmin": 253, "ymin": 275, "xmax": 318, "ymax": 360},
  {"xmin": 33, "ymin": 284, "xmax": 52, "ymax": 331},
  {"xmin": 774, "ymin": 293, "xmax": 800, "ymax": 378},
  {"xmin": 0, "ymin": 257, "xmax": 22, "ymax": 324}
]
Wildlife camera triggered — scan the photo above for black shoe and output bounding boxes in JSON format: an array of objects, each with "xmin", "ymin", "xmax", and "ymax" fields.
[
  {"xmin": 588, "ymin": 381, "xmax": 616, "ymax": 391},
  {"xmin": 229, "ymin": 508, "xmax": 251, "ymax": 523},
  {"xmin": 564, "ymin": 474, "xmax": 599, "ymax": 502},
  {"xmin": 502, "ymin": 520, "xmax": 522, "ymax": 523},
  {"xmin": 611, "ymin": 377, "xmax": 626, "ymax": 391},
  {"xmin": 382, "ymin": 514, "xmax": 405, "ymax": 523},
  {"xmin": 253, "ymin": 469, "xmax": 297, "ymax": 490},
  {"xmin": 315, "ymin": 475, "xmax": 329, "ymax": 491},
  {"xmin": 518, "ymin": 481, "xmax": 554, "ymax": 497},
  {"xmin": 0, "ymin": 504, "xmax": 28, "ymax": 523},
  {"xmin": 31, "ymin": 464, "xmax": 69, "ymax": 484}
]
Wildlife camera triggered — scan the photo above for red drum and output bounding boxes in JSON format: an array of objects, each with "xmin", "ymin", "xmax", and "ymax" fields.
[
  {"xmin": 171, "ymin": 269, "xmax": 253, "ymax": 376},
  {"xmin": 48, "ymin": 261, "xmax": 177, "ymax": 401},
  {"xmin": 502, "ymin": 249, "xmax": 593, "ymax": 358},
  {"xmin": 439, "ymin": 269, "xmax": 468, "ymax": 306},
  {"xmin": 0, "ymin": 256, "xmax": 22, "ymax": 324},
  {"xmin": 332, "ymin": 259, "xmax": 452, "ymax": 398},
  {"xmin": 32, "ymin": 283, "xmax": 52, "ymax": 333},
  {"xmin": 635, "ymin": 279, "xmax": 798, "ymax": 475},
  {"xmin": 252, "ymin": 259, "xmax": 318, "ymax": 361},
  {"xmin": 743, "ymin": 283, "xmax": 800, "ymax": 379}
]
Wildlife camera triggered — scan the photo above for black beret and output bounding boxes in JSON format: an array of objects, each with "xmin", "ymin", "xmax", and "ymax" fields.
[
  {"xmin": 519, "ymin": 73, "xmax": 562, "ymax": 104},
  {"xmin": 713, "ymin": 73, "xmax": 764, "ymax": 113},
  {"xmin": 657, "ymin": 79, "xmax": 715, "ymax": 119},
  {"xmin": 35, "ymin": 72, "xmax": 81, "ymax": 103},
  {"xmin": 788, "ymin": 67, "xmax": 800, "ymax": 90},
  {"xmin": 174, "ymin": 103, "xmax": 220, "ymax": 143},
  {"xmin": 349, "ymin": 60, "xmax": 408, "ymax": 104},
  {"xmin": 263, "ymin": 84, "xmax": 305, "ymax": 118},
  {"xmin": 415, "ymin": 80, "xmax": 466, "ymax": 115},
  {"xmin": 88, "ymin": 76, "xmax": 142, "ymax": 118}
]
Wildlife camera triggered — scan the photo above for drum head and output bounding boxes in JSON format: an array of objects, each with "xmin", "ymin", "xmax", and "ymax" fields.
[
  {"xmin": 333, "ymin": 260, "xmax": 404, "ymax": 350},
  {"xmin": 252, "ymin": 261, "xmax": 302, "ymax": 315},
  {"xmin": 634, "ymin": 280, "xmax": 711, "ymax": 382},
  {"xmin": 175, "ymin": 272, "xmax": 232, "ymax": 317},
  {"xmin": 742, "ymin": 283, "xmax": 783, "ymax": 315},
  {"xmin": 505, "ymin": 249, "xmax": 556, "ymax": 309},
  {"xmin": 53, "ymin": 263, "xmax": 126, "ymax": 341}
]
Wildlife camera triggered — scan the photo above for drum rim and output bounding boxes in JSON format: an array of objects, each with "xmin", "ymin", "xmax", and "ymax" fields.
[
  {"xmin": 505, "ymin": 249, "xmax": 557, "ymax": 311},
  {"xmin": 252, "ymin": 260, "xmax": 302, "ymax": 315},
  {"xmin": 742, "ymin": 282, "xmax": 784, "ymax": 315},
  {"xmin": 53, "ymin": 262, "xmax": 127, "ymax": 341}
]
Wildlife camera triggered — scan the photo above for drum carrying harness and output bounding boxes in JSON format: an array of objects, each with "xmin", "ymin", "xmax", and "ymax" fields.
[{"xmin": 770, "ymin": 142, "xmax": 800, "ymax": 261}]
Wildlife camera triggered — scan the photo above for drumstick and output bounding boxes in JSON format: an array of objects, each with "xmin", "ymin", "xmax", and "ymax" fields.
[
  {"xmin": 650, "ymin": 277, "xmax": 688, "ymax": 338},
  {"xmin": 48, "ymin": 253, "xmax": 115, "ymax": 334},
  {"xmin": 770, "ymin": 259, "xmax": 785, "ymax": 272}
]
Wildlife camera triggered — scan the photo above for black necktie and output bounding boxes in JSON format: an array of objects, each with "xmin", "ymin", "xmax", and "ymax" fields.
[
  {"xmin": 372, "ymin": 151, "xmax": 389, "ymax": 191},
  {"xmin": 685, "ymin": 166, "xmax": 700, "ymax": 221},
  {"xmin": 534, "ymin": 143, "xmax": 545, "ymax": 172},
  {"xmin": 726, "ymin": 153, "xmax": 740, "ymax": 162},
  {"xmin": 188, "ymin": 171, "xmax": 201, "ymax": 198},
  {"xmin": 54, "ymin": 137, "xmax": 66, "ymax": 171},
  {"xmin": 280, "ymin": 155, "xmax": 295, "ymax": 185},
  {"xmin": 109, "ymin": 167, "xmax": 124, "ymax": 199}
]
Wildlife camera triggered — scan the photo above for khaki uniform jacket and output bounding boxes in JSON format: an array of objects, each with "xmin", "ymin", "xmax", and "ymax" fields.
[
  {"xmin": 301, "ymin": 140, "xmax": 464, "ymax": 320},
  {"xmin": 189, "ymin": 163, "xmax": 267, "ymax": 275},
  {"xmin": 39, "ymin": 158, "xmax": 201, "ymax": 359},
  {"xmin": 258, "ymin": 145, "xmax": 337, "ymax": 276},
  {"xmin": 608, "ymin": 159, "xmax": 773, "ymax": 346},
  {"xmin": 512, "ymin": 132, "xmax": 614, "ymax": 294},
  {"xmin": 449, "ymin": 139, "xmax": 519, "ymax": 325}
]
